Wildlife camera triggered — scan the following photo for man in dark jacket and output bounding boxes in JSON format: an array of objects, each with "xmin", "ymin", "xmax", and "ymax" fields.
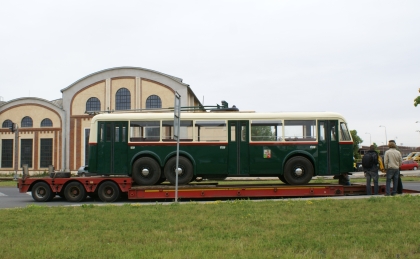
[{"xmin": 363, "ymin": 145, "xmax": 379, "ymax": 195}]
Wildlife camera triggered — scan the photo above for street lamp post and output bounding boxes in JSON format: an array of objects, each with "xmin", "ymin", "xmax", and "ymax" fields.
[
  {"xmin": 379, "ymin": 125, "xmax": 387, "ymax": 144},
  {"xmin": 365, "ymin": 132, "xmax": 371, "ymax": 145}
]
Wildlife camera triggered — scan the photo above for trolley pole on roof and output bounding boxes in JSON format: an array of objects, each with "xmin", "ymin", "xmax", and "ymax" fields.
[{"xmin": 173, "ymin": 92, "xmax": 181, "ymax": 202}]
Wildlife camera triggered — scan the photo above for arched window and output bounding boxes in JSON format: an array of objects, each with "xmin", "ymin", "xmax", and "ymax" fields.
[
  {"xmin": 21, "ymin": 116, "xmax": 33, "ymax": 128},
  {"xmin": 115, "ymin": 88, "xmax": 131, "ymax": 110},
  {"xmin": 86, "ymin": 97, "xmax": 101, "ymax": 112},
  {"xmin": 2, "ymin": 119, "xmax": 12, "ymax": 128},
  {"xmin": 40, "ymin": 118, "xmax": 53, "ymax": 127},
  {"xmin": 146, "ymin": 95, "xmax": 162, "ymax": 109}
]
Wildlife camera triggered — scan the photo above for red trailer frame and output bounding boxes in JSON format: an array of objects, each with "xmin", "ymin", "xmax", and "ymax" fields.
[{"xmin": 17, "ymin": 175, "xmax": 419, "ymax": 203}]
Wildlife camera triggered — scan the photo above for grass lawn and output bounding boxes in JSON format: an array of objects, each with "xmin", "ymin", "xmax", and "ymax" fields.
[
  {"xmin": 1, "ymin": 174, "xmax": 420, "ymax": 258},
  {"xmin": 1, "ymin": 196, "xmax": 420, "ymax": 258}
]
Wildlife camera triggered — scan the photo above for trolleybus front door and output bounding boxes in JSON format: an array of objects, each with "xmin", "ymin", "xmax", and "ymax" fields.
[
  {"xmin": 318, "ymin": 120, "xmax": 340, "ymax": 175},
  {"xmin": 97, "ymin": 121, "xmax": 128, "ymax": 175},
  {"xmin": 228, "ymin": 121, "xmax": 250, "ymax": 175}
]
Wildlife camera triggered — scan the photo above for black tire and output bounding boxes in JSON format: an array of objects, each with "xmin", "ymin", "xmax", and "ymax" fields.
[
  {"xmin": 31, "ymin": 182, "xmax": 53, "ymax": 202},
  {"xmin": 278, "ymin": 174, "xmax": 289, "ymax": 184},
  {"xmin": 164, "ymin": 156, "xmax": 193, "ymax": 185},
  {"xmin": 132, "ymin": 157, "xmax": 162, "ymax": 185},
  {"xmin": 283, "ymin": 156, "xmax": 314, "ymax": 185},
  {"xmin": 63, "ymin": 182, "xmax": 87, "ymax": 202},
  {"xmin": 97, "ymin": 181, "xmax": 120, "ymax": 202}
]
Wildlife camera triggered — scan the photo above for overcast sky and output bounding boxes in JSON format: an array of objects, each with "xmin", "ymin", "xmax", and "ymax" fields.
[{"xmin": 1, "ymin": 0, "xmax": 419, "ymax": 147}]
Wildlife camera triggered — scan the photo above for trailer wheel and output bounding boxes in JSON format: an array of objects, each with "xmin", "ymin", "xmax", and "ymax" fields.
[
  {"xmin": 63, "ymin": 182, "xmax": 87, "ymax": 202},
  {"xmin": 164, "ymin": 156, "xmax": 193, "ymax": 185},
  {"xmin": 31, "ymin": 182, "xmax": 53, "ymax": 202},
  {"xmin": 132, "ymin": 157, "xmax": 162, "ymax": 185},
  {"xmin": 98, "ymin": 181, "xmax": 120, "ymax": 202},
  {"xmin": 284, "ymin": 156, "xmax": 313, "ymax": 185},
  {"xmin": 278, "ymin": 175, "xmax": 289, "ymax": 185}
]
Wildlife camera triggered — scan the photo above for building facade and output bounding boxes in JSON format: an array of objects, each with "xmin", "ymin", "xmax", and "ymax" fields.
[{"xmin": 0, "ymin": 67, "xmax": 201, "ymax": 174}]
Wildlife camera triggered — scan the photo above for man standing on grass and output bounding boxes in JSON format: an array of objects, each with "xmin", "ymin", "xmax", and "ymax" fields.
[{"xmin": 384, "ymin": 140, "xmax": 403, "ymax": 196}]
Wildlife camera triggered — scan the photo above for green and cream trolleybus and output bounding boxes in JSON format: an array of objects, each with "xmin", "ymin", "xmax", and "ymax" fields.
[{"xmin": 87, "ymin": 111, "xmax": 353, "ymax": 185}]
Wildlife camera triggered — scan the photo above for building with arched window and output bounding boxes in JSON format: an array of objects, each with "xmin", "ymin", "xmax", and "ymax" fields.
[{"xmin": 0, "ymin": 67, "xmax": 202, "ymax": 174}]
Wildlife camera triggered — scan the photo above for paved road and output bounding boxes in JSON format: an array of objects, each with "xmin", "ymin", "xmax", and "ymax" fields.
[{"xmin": 0, "ymin": 186, "xmax": 111, "ymax": 209}]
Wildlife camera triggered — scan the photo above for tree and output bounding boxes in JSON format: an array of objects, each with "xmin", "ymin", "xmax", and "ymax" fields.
[
  {"xmin": 350, "ymin": 130, "xmax": 363, "ymax": 159},
  {"xmin": 251, "ymin": 126, "xmax": 276, "ymax": 141},
  {"xmin": 414, "ymin": 88, "xmax": 420, "ymax": 107}
]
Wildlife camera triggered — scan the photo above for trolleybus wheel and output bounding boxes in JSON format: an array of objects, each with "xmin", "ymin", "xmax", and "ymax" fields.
[
  {"xmin": 164, "ymin": 156, "xmax": 193, "ymax": 185},
  {"xmin": 63, "ymin": 182, "xmax": 87, "ymax": 202},
  {"xmin": 284, "ymin": 156, "xmax": 313, "ymax": 185},
  {"xmin": 278, "ymin": 174, "xmax": 289, "ymax": 185},
  {"xmin": 132, "ymin": 157, "xmax": 162, "ymax": 185},
  {"xmin": 31, "ymin": 182, "xmax": 54, "ymax": 202},
  {"xmin": 98, "ymin": 181, "xmax": 120, "ymax": 202}
]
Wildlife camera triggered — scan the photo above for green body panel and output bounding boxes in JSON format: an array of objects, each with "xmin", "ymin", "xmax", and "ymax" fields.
[
  {"xmin": 88, "ymin": 121, "xmax": 129, "ymax": 174},
  {"xmin": 88, "ymin": 145, "xmax": 98, "ymax": 172},
  {"xmin": 339, "ymin": 144, "xmax": 354, "ymax": 172},
  {"xmin": 247, "ymin": 144, "xmax": 316, "ymax": 175}
]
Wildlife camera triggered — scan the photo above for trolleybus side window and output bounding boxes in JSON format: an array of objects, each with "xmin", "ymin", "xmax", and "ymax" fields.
[
  {"xmin": 100, "ymin": 124, "xmax": 104, "ymax": 142},
  {"xmin": 122, "ymin": 126, "xmax": 126, "ymax": 142},
  {"xmin": 250, "ymin": 120, "xmax": 283, "ymax": 141},
  {"xmin": 319, "ymin": 122, "xmax": 325, "ymax": 141},
  {"xmin": 230, "ymin": 125, "xmax": 236, "ymax": 142},
  {"xmin": 106, "ymin": 124, "xmax": 112, "ymax": 142},
  {"xmin": 162, "ymin": 120, "xmax": 193, "ymax": 141},
  {"xmin": 115, "ymin": 126, "xmax": 120, "ymax": 142},
  {"xmin": 284, "ymin": 120, "xmax": 316, "ymax": 141},
  {"xmin": 241, "ymin": 125, "xmax": 246, "ymax": 142},
  {"xmin": 339, "ymin": 122, "xmax": 351, "ymax": 141},
  {"xmin": 130, "ymin": 121, "xmax": 160, "ymax": 142},
  {"xmin": 331, "ymin": 125, "xmax": 337, "ymax": 141},
  {"xmin": 195, "ymin": 121, "xmax": 227, "ymax": 142}
]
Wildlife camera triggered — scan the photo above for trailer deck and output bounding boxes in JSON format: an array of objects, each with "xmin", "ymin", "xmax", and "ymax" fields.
[{"xmin": 17, "ymin": 175, "xmax": 420, "ymax": 202}]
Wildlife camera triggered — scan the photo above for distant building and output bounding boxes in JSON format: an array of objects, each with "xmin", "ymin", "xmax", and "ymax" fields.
[
  {"xmin": 358, "ymin": 145, "xmax": 419, "ymax": 157},
  {"xmin": 0, "ymin": 67, "xmax": 202, "ymax": 174}
]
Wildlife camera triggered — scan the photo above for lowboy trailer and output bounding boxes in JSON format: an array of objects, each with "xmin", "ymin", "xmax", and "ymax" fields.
[{"xmin": 17, "ymin": 175, "xmax": 419, "ymax": 203}]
